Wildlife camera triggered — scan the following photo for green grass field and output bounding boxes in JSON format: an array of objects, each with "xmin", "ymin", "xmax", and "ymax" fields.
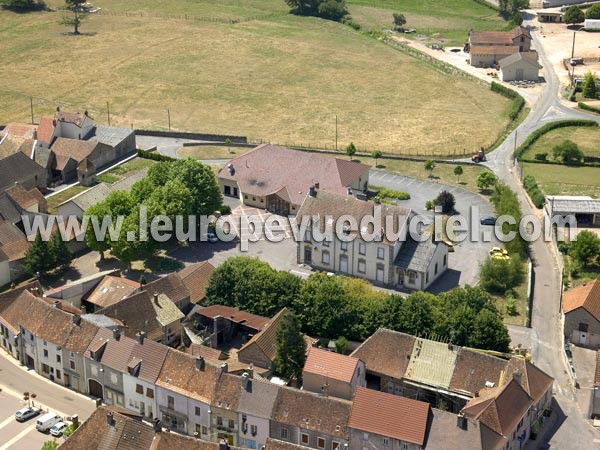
[
  {"xmin": 0, "ymin": 0, "xmax": 511, "ymax": 155},
  {"xmin": 47, "ymin": 185, "xmax": 89, "ymax": 214},
  {"xmin": 348, "ymin": 0, "xmax": 506, "ymax": 46},
  {"xmin": 522, "ymin": 163, "xmax": 600, "ymax": 198},
  {"xmin": 522, "ymin": 126, "xmax": 600, "ymax": 160}
]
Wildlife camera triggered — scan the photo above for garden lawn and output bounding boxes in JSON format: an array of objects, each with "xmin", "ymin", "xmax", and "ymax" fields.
[
  {"xmin": 46, "ymin": 185, "xmax": 90, "ymax": 214},
  {"xmin": 0, "ymin": 0, "xmax": 510, "ymax": 155},
  {"xmin": 522, "ymin": 163, "xmax": 600, "ymax": 198}
]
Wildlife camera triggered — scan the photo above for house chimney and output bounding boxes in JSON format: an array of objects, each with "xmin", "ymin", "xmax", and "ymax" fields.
[
  {"xmin": 153, "ymin": 293, "xmax": 160, "ymax": 306},
  {"xmin": 80, "ymin": 305, "xmax": 86, "ymax": 314},
  {"xmin": 241, "ymin": 372, "xmax": 250, "ymax": 390},
  {"xmin": 513, "ymin": 370, "xmax": 523, "ymax": 386},
  {"xmin": 309, "ymin": 185, "xmax": 316, "ymax": 197},
  {"xmin": 196, "ymin": 356, "xmax": 205, "ymax": 371},
  {"xmin": 153, "ymin": 418, "xmax": 162, "ymax": 433},
  {"xmin": 71, "ymin": 415, "xmax": 79, "ymax": 429},
  {"xmin": 56, "ymin": 106, "xmax": 60, "ymax": 112},
  {"xmin": 107, "ymin": 413, "xmax": 115, "ymax": 426},
  {"xmin": 220, "ymin": 363, "xmax": 228, "ymax": 375},
  {"xmin": 314, "ymin": 182, "xmax": 320, "ymax": 190},
  {"xmin": 457, "ymin": 413, "xmax": 467, "ymax": 430},
  {"xmin": 113, "ymin": 328, "xmax": 121, "ymax": 341},
  {"xmin": 84, "ymin": 110, "xmax": 89, "ymax": 117},
  {"xmin": 53, "ymin": 300, "xmax": 62, "ymax": 309},
  {"xmin": 136, "ymin": 331, "xmax": 146, "ymax": 345},
  {"xmin": 72, "ymin": 314, "xmax": 81, "ymax": 326},
  {"xmin": 219, "ymin": 440, "xmax": 230, "ymax": 450},
  {"xmin": 227, "ymin": 163, "xmax": 235, "ymax": 175}
]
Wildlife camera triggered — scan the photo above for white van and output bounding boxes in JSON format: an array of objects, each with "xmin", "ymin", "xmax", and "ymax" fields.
[{"xmin": 36, "ymin": 412, "xmax": 61, "ymax": 433}]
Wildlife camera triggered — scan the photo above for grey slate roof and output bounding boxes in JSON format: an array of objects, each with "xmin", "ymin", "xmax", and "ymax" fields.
[
  {"xmin": 0, "ymin": 193, "xmax": 24, "ymax": 224},
  {"xmin": 82, "ymin": 314, "xmax": 122, "ymax": 329},
  {"xmin": 237, "ymin": 378, "xmax": 281, "ymax": 418},
  {"xmin": 88, "ymin": 125, "xmax": 134, "ymax": 148},
  {"xmin": 33, "ymin": 144, "xmax": 53, "ymax": 170},
  {"xmin": 394, "ymin": 238, "xmax": 439, "ymax": 272},
  {"xmin": 498, "ymin": 51, "xmax": 539, "ymax": 69},
  {"xmin": 0, "ymin": 152, "xmax": 45, "ymax": 192},
  {"xmin": 60, "ymin": 183, "xmax": 112, "ymax": 212},
  {"xmin": 546, "ymin": 195, "xmax": 600, "ymax": 214}
]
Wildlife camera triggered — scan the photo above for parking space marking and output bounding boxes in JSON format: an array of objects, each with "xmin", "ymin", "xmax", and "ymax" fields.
[
  {"xmin": 0, "ymin": 416, "xmax": 14, "ymax": 431},
  {"xmin": 0, "ymin": 424, "xmax": 35, "ymax": 450}
]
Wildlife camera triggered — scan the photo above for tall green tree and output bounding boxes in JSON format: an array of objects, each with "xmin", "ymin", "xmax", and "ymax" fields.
[
  {"xmin": 570, "ymin": 230, "xmax": 600, "ymax": 268},
  {"xmin": 564, "ymin": 5, "xmax": 585, "ymax": 24},
  {"xmin": 392, "ymin": 12, "xmax": 406, "ymax": 30},
  {"xmin": 60, "ymin": 0, "xmax": 89, "ymax": 35},
  {"xmin": 24, "ymin": 232, "xmax": 52, "ymax": 276},
  {"xmin": 582, "ymin": 71, "xmax": 598, "ymax": 100},
  {"xmin": 424, "ymin": 160, "xmax": 435, "ymax": 178},
  {"xmin": 552, "ymin": 140, "xmax": 584, "ymax": 165},
  {"xmin": 470, "ymin": 308, "xmax": 511, "ymax": 352},
  {"xmin": 273, "ymin": 311, "xmax": 307, "ymax": 384},
  {"xmin": 586, "ymin": 3, "xmax": 600, "ymax": 19},
  {"xmin": 371, "ymin": 150, "xmax": 382, "ymax": 168},
  {"xmin": 345, "ymin": 142, "xmax": 357, "ymax": 160},
  {"xmin": 285, "ymin": 0, "xmax": 320, "ymax": 16},
  {"xmin": 130, "ymin": 177, "xmax": 156, "ymax": 205},
  {"xmin": 454, "ymin": 165, "xmax": 463, "ymax": 183},
  {"xmin": 476, "ymin": 171, "xmax": 497, "ymax": 190},
  {"xmin": 110, "ymin": 209, "xmax": 145, "ymax": 269},
  {"xmin": 49, "ymin": 231, "xmax": 72, "ymax": 270},
  {"xmin": 436, "ymin": 190, "xmax": 455, "ymax": 213}
]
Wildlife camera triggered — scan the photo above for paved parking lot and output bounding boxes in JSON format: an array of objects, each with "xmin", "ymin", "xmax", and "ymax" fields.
[
  {"xmin": 227, "ymin": 205, "xmax": 294, "ymax": 241},
  {"xmin": 0, "ymin": 389, "xmax": 67, "ymax": 450}
]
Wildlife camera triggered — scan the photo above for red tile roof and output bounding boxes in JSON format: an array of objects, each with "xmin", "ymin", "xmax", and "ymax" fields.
[
  {"xmin": 0, "ymin": 219, "xmax": 29, "ymax": 262},
  {"xmin": 36, "ymin": 117, "xmax": 55, "ymax": 143},
  {"xmin": 303, "ymin": 347, "xmax": 360, "ymax": 384},
  {"xmin": 86, "ymin": 275, "xmax": 140, "ymax": 309},
  {"xmin": 348, "ymin": 387, "xmax": 430, "ymax": 445},
  {"xmin": 186, "ymin": 343, "xmax": 226, "ymax": 361},
  {"xmin": 198, "ymin": 305, "xmax": 270, "ymax": 331},
  {"xmin": 563, "ymin": 280, "xmax": 600, "ymax": 320},
  {"xmin": 5, "ymin": 183, "xmax": 46, "ymax": 211},
  {"xmin": 178, "ymin": 261, "xmax": 215, "ymax": 304},
  {"xmin": 55, "ymin": 111, "xmax": 88, "ymax": 127},
  {"xmin": 2, "ymin": 123, "xmax": 37, "ymax": 139},
  {"xmin": 470, "ymin": 45, "xmax": 520, "ymax": 56},
  {"xmin": 50, "ymin": 138, "xmax": 98, "ymax": 169},
  {"xmin": 218, "ymin": 144, "xmax": 370, "ymax": 207}
]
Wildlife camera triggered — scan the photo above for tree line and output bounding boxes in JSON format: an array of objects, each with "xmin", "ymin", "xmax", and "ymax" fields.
[{"xmin": 204, "ymin": 256, "xmax": 511, "ymax": 352}]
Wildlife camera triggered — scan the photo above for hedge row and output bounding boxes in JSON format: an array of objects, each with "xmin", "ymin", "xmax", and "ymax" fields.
[
  {"xmin": 579, "ymin": 102, "xmax": 600, "ymax": 114},
  {"xmin": 514, "ymin": 120, "xmax": 599, "ymax": 159},
  {"xmin": 136, "ymin": 149, "xmax": 175, "ymax": 162},
  {"xmin": 522, "ymin": 175, "xmax": 545, "ymax": 209},
  {"xmin": 520, "ymin": 157, "xmax": 600, "ymax": 168},
  {"xmin": 491, "ymin": 183, "xmax": 527, "ymax": 257},
  {"xmin": 491, "ymin": 82, "xmax": 525, "ymax": 120}
]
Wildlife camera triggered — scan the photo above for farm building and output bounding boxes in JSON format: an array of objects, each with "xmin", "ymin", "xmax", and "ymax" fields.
[
  {"xmin": 468, "ymin": 26, "xmax": 533, "ymax": 68},
  {"xmin": 545, "ymin": 195, "xmax": 600, "ymax": 227},
  {"xmin": 563, "ymin": 280, "xmax": 600, "ymax": 349},
  {"xmin": 499, "ymin": 52, "xmax": 540, "ymax": 81},
  {"xmin": 585, "ymin": 19, "xmax": 600, "ymax": 31},
  {"xmin": 537, "ymin": 11, "xmax": 563, "ymax": 23}
]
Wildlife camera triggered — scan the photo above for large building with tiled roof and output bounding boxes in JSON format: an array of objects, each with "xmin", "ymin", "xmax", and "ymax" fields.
[
  {"xmin": 467, "ymin": 26, "xmax": 536, "ymax": 68},
  {"xmin": 0, "ymin": 151, "xmax": 47, "ymax": 192},
  {"xmin": 302, "ymin": 346, "xmax": 365, "ymax": 400},
  {"xmin": 296, "ymin": 190, "xmax": 448, "ymax": 290},
  {"xmin": 271, "ymin": 386, "xmax": 352, "ymax": 449},
  {"xmin": 348, "ymin": 387, "xmax": 430, "ymax": 450},
  {"xmin": 218, "ymin": 144, "xmax": 370, "ymax": 215},
  {"xmin": 237, "ymin": 308, "xmax": 288, "ymax": 369},
  {"xmin": 178, "ymin": 261, "xmax": 215, "ymax": 305},
  {"xmin": 143, "ymin": 272, "xmax": 191, "ymax": 311},
  {"xmin": 85, "ymin": 274, "xmax": 140, "ymax": 311},
  {"xmin": 563, "ymin": 280, "xmax": 600, "ymax": 348}
]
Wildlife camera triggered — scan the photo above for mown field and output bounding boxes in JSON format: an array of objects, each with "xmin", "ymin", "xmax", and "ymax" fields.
[
  {"xmin": 0, "ymin": 0, "xmax": 511, "ymax": 155},
  {"xmin": 521, "ymin": 125, "xmax": 600, "ymax": 159},
  {"xmin": 522, "ymin": 163, "xmax": 600, "ymax": 198},
  {"xmin": 348, "ymin": 0, "xmax": 506, "ymax": 46}
]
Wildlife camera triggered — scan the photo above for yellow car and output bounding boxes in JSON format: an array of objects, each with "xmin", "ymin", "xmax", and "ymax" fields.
[{"xmin": 489, "ymin": 247, "xmax": 508, "ymax": 256}]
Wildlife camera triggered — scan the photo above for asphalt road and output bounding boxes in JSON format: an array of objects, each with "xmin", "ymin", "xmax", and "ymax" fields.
[{"xmin": 482, "ymin": 16, "xmax": 600, "ymax": 449}]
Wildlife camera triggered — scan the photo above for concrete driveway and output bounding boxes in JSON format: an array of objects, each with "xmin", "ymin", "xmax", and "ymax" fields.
[{"xmin": 369, "ymin": 170, "xmax": 499, "ymax": 289}]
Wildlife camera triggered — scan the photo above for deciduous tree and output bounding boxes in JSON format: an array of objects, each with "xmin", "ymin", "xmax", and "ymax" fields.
[
  {"xmin": 582, "ymin": 71, "xmax": 598, "ymax": 99},
  {"xmin": 570, "ymin": 230, "xmax": 600, "ymax": 268},
  {"xmin": 564, "ymin": 5, "xmax": 585, "ymax": 24},
  {"xmin": 273, "ymin": 311, "xmax": 307, "ymax": 384},
  {"xmin": 436, "ymin": 190, "xmax": 455, "ymax": 213},
  {"xmin": 424, "ymin": 159, "xmax": 435, "ymax": 178},
  {"xmin": 392, "ymin": 12, "xmax": 406, "ymax": 31},
  {"xmin": 345, "ymin": 142, "xmax": 356, "ymax": 160},
  {"xmin": 476, "ymin": 171, "xmax": 497, "ymax": 190},
  {"xmin": 454, "ymin": 165, "xmax": 463, "ymax": 183},
  {"xmin": 371, "ymin": 150, "xmax": 382, "ymax": 167}
]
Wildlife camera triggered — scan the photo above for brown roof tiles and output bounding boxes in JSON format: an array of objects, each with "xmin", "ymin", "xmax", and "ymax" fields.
[
  {"xmin": 239, "ymin": 308, "xmax": 289, "ymax": 365},
  {"xmin": 197, "ymin": 305, "xmax": 270, "ymax": 331},
  {"xmin": 563, "ymin": 280, "xmax": 600, "ymax": 321},
  {"xmin": 349, "ymin": 387, "xmax": 430, "ymax": 445},
  {"xmin": 50, "ymin": 137, "xmax": 98, "ymax": 169},
  {"xmin": 303, "ymin": 347, "xmax": 360, "ymax": 384},
  {"xmin": 86, "ymin": 275, "xmax": 140, "ymax": 309},
  {"xmin": 218, "ymin": 144, "xmax": 370, "ymax": 207},
  {"xmin": 178, "ymin": 261, "xmax": 215, "ymax": 304},
  {"xmin": 36, "ymin": 117, "xmax": 55, "ymax": 144},
  {"xmin": 449, "ymin": 348, "xmax": 508, "ymax": 396},
  {"xmin": 143, "ymin": 273, "xmax": 190, "ymax": 307},
  {"xmin": 5, "ymin": 183, "xmax": 46, "ymax": 211}
]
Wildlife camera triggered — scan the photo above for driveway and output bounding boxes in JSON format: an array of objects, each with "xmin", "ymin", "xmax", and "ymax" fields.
[{"xmin": 369, "ymin": 170, "xmax": 499, "ymax": 289}]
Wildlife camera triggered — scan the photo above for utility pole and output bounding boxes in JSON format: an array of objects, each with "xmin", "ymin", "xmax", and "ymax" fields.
[
  {"xmin": 335, "ymin": 114, "xmax": 338, "ymax": 151},
  {"xmin": 107, "ymin": 101, "xmax": 110, "ymax": 126},
  {"xmin": 167, "ymin": 108, "xmax": 171, "ymax": 132},
  {"xmin": 30, "ymin": 97, "xmax": 34, "ymax": 125},
  {"xmin": 514, "ymin": 129, "xmax": 518, "ymax": 154},
  {"xmin": 571, "ymin": 31, "xmax": 576, "ymax": 60}
]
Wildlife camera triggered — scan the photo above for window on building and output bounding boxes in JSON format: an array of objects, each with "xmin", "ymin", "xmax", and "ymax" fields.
[
  {"xmin": 358, "ymin": 259, "xmax": 366, "ymax": 273},
  {"xmin": 317, "ymin": 437, "xmax": 325, "ymax": 449},
  {"xmin": 434, "ymin": 263, "xmax": 438, "ymax": 275},
  {"xmin": 280, "ymin": 428, "xmax": 289, "ymax": 439},
  {"xmin": 195, "ymin": 406, "xmax": 201, "ymax": 416},
  {"xmin": 383, "ymin": 438, "xmax": 389, "ymax": 446},
  {"xmin": 579, "ymin": 323, "xmax": 589, "ymax": 332},
  {"xmin": 195, "ymin": 424, "xmax": 202, "ymax": 435},
  {"xmin": 332, "ymin": 442, "xmax": 340, "ymax": 450},
  {"xmin": 323, "ymin": 239, "xmax": 329, "ymax": 247},
  {"xmin": 56, "ymin": 354, "xmax": 61, "ymax": 363},
  {"xmin": 402, "ymin": 444, "xmax": 409, "ymax": 450},
  {"xmin": 363, "ymin": 433, "xmax": 369, "ymax": 441},
  {"xmin": 228, "ymin": 419, "xmax": 234, "ymax": 429},
  {"xmin": 408, "ymin": 272, "xmax": 416, "ymax": 284},
  {"xmin": 42, "ymin": 364, "xmax": 50, "ymax": 374},
  {"xmin": 202, "ymin": 426, "xmax": 208, "ymax": 435},
  {"xmin": 250, "ymin": 424, "xmax": 257, "ymax": 435},
  {"xmin": 443, "ymin": 254, "xmax": 447, "ymax": 266},
  {"xmin": 136, "ymin": 384, "xmax": 144, "ymax": 394},
  {"xmin": 322, "ymin": 251, "xmax": 330, "ymax": 265},
  {"xmin": 167, "ymin": 396, "xmax": 174, "ymax": 410},
  {"xmin": 43, "ymin": 349, "xmax": 48, "ymax": 358},
  {"xmin": 377, "ymin": 247, "xmax": 385, "ymax": 259},
  {"xmin": 305, "ymin": 229, "xmax": 312, "ymax": 242},
  {"xmin": 146, "ymin": 388, "xmax": 154, "ymax": 398},
  {"xmin": 217, "ymin": 416, "xmax": 223, "ymax": 426},
  {"xmin": 359, "ymin": 243, "xmax": 366, "ymax": 255},
  {"xmin": 30, "ymin": 333, "xmax": 34, "ymax": 341},
  {"xmin": 56, "ymin": 370, "xmax": 61, "ymax": 380},
  {"xmin": 70, "ymin": 360, "xmax": 75, "ymax": 370},
  {"xmin": 43, "ymin": 340, "xmax": 47, "ymax": 346},
  {"xmin": 301, "ymin": 433, "xmax": 309, "ymax": 445},
  {"xmin": 341, "ymin": 242, "xmax": 348, "ymax": 251}
]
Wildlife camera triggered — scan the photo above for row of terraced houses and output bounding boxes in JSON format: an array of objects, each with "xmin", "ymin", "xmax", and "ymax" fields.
[{"xmin": 0, "ymin": 282, "xmax": 554, "ymax": 450}]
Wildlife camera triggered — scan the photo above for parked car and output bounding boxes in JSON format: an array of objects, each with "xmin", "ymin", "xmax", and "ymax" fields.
[
  {"xmin": 480, "ymin": 216, "xmax": 496, "ymax": 226},
  {"xmin": 50, "ymin": 420, "xmax": 72, "ymax": 437},
  {"xmin": 36, "ymin": 412, "xmax": 62, "ymax": 433},
  {"xmin": 15, "ymin": 406, "xmax": 41, "ymax": 422}
]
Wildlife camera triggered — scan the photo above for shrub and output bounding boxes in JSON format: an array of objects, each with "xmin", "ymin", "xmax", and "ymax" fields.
[
  {"xmin": 372, "ymin": 186, "xmax": 410, "ymax": 201},
  {"xmin": 582, "ymin": 71, "xmax": 598, "ymax": 100},
  {"xmin": 436, "ymin": 190, "xmax": 455, "ymax": 214},
  {"xmin": 564, "ymin": 5, "xmax": 585, "ymax": 24},
  {"xmin": 522, "ymin": 175, "xmax": 545, "ymax": 208},
  {"xmin": 534, "ymin": 152, "xmax": 547, "ymax": 161},
  {"xmin": 480, "ymin": 256, "xmax": 524, "ymax": 295},
  {"xmin": 137, "ymin": 149, "xmax": 175, "ymax": 162},
  {"xmin": 586, "ymin": 3, "xmax": 600, "ymax": 20},
  {"xmin": 342, "ymin": 17, "xmax": 361, "ymax": 30},
  {"xmin": 505, "ymin": 294, "xmax": 517, "ymax": 316},
  {"xmin": 578, "ymin": 102, "xmax": 600, "ymax": 114},
  {"xmin": 317, "ymin": 0, "xmax": 348, "ymax": 21},
  {"xmin": 425, "ymin": 200, "xmax": 435, "ymax": 211},
  {"xmin": 218, "ymin": 204, "xmax": 232, "ymax": 215},
  {"xmin": 558, "ymin": 242, "xmax": 570, "ymax": 255},
  {"xmin": 553, "ymin": 140, "xmax": 584, "ymax": 165}
]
